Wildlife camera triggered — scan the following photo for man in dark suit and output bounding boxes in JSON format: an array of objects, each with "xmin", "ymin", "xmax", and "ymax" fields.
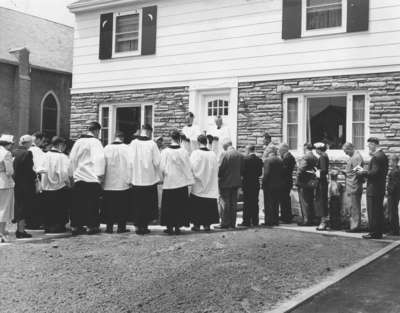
[
  {"xmin": 263, "ymin": 146, "xmax": 285, "ymax": 226},
  {"xmin": 279, "ymin": 143, "xmax": 296, "ymax": 223},
  {"xmin": 296, "ymin": 143, "xmax": 318, "ymax": 226},
  {"xmin": 358, "ymin": 137, "xmax": 389, "ymax": 239},
  {"xmin": 13, "ymin": 135, "xmax": 36, "ymax": 238},
  {"xmin": 216, "ymin": 139, "xmax": 244, "ymax": 229},
  {"xmin": 241, "ymin": 145, "xmax": 263, "ymax": 227}
]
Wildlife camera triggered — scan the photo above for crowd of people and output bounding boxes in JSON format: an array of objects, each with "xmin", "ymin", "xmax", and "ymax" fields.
[{"xmin": 0, "ymin": 112, "xmax": 399, "ymax": 243}]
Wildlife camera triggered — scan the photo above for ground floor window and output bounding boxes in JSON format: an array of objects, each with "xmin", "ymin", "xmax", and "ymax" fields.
[
  {"xmin": 99, "ymin": 103, "xmax": 153, "ymax": 145},
  {"xmin": 283, "ymin": 92, "xmax": 368, "ymax": 151}
]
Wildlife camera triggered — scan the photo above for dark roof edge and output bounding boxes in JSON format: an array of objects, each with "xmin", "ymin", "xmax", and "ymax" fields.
[{"xmin": 0, "ymin": 58, "xmax": 72, "ymax": 75}]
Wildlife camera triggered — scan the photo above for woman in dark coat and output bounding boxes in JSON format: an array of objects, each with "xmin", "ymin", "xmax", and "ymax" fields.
[
  {"xmin": 315, "ymin": 142, "xmax": 330, "ymax": 231},
  {"xmin": 13, "ymin": 135, "xmax": 36, "ymax": 238}
]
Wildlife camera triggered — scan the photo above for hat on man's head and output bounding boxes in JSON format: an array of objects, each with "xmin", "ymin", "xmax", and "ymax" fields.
[
  {"xmin": 314, "ymin": 142, "xmax": 325, "ymax": 149},
  {"xmin": 19, "ymin": 134, "xmax": 33, "ymax": 145},
  {"xmin": 0, "ymin": 134, "xmax": 14, "ymax": 144},
  {"xmin": 367, "ymin": 137, "xmax": 380, "ymax": 145}
]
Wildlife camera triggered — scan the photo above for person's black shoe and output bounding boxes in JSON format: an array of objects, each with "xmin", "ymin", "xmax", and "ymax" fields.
[
  {"xmin": 106, "ymin": 224, "xmax": 114, "ymax": 234},
  {"xmin": 174, "ymin": 228, "xmax": 182, "ymax": 235},
  {"xmin": 346, "ymin": 228, "xmax": 362, "ymax": 233},
  {"xmin": 164, "ymin": 228, "xmax": 174, "ymax": 235},
  {"xmin": 297, "ymin": 222, "xmax": 312, "ymax": 226},
  {"xmin": 362, "ymin": 234, "xmax": 383, "ymax": 240},
  {"xmin": 15, "ymin": 231, "xmax": 33, "ymax": 239},
  {"xmin": 204, "ymin": 226, "xmax": 211, "ymax": 232},
  {"xmin": 87, "ymin": 228, "xmax": 101, "ymax": 235},
  {"xmin": 214, "ymin": 225, "xmax": 229, "ymax": 229},
  {"xmin": 117, "ymin": 228, "xmax": 131, "ymax": 233},
  {"xmin": 237, "ymin": 223, "xmax": 250, "ymax": 227},
  {"xmin": 191, "ymin": 226, "xmax": 201, "ymax": 231},
  {"xmin": 71, "ymin": 227, "xmax": 87, "ymax": 236}
]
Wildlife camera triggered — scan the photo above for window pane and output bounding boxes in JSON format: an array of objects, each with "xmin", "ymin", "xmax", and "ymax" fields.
[
  {"xmin": 101, "ymin": 107, "xmax": 109, "ymax": 146},
  {"xmin": 115, "ymin": 13, "xmax": 140, "ymax": 53},
  {"xmin": 353, "ymin": 123, "xmax": 365, "ymax": 150},
  {"xmin": 287, "ymin": 98, "xmax": 298, "ymax": 123},
  {"xmin": 306, "ymin": 0, "xmax": 342, "ymax": 30},
  {"xmin": 353, "ymin": 95, "xmax": 365, "ymax": 122},
  {"xmin": 308, "ymin": 96, "xmax": 346, "ymax": 149},
  {"xmin": 42, "ymin": 94, "xmax": 58, "ymax": 139},
  {"xmin": 288, "ymin": 125, "xmax": 298, "ymax": 150},
  {"xmin": 144, "ymin": 105, "xmax": 153, "ymax": 127}
]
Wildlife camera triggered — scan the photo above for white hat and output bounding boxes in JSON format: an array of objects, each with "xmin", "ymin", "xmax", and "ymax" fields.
[
  {"xmin": 19, "ymin": 134, "xmax": 33, "ymax": 145},
  {"xmin": 0, "ymin": 134, "xmax": 14, "ymax": 143},
  {"xmin": 314, "ymin": 142, "xmax": 326, "ymax": 149}
]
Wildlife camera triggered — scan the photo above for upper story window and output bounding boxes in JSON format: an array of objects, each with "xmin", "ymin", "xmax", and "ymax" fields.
[
  {"xmin": 302, "ymin": 0, "xmax": 346, "ymax": 36},
  {"xmin": 113, "ymin": 11, "xmax": 141, "ymax": 56},
  {"xmin": 99, "ymin": 6, "xmax": 157, "ymax": 60},
  {"xmin": 282, "ymin": 0, "xmax": 369, "ymax": 40}
]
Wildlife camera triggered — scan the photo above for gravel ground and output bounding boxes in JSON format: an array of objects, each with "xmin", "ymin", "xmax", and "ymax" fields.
[{"xmin": 0, "ymin": 228, "xmax": 386, "ymax": 313}]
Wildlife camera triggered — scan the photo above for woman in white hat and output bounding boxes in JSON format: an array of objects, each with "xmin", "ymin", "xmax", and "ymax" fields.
[{"xmin": 0, "ymin": 134, "xmax": 15, "ymax": 242}]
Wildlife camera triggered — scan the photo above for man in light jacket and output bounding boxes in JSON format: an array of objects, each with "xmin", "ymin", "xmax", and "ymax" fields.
[{"xmin": 69, "ymin": 122, "xmax": 105, "ymax": 235}]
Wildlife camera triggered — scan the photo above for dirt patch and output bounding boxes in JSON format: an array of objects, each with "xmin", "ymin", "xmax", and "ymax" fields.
[{"xmin": 0, "ymin": 228, "xmax": 386, "ymax": 313}]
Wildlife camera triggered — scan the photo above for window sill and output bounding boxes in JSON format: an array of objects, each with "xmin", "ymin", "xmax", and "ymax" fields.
[
  {"xmin": 112, "ymin": 51, "xmax": 141, "ymax": 59},
  {"xmin": 301, "ymin": 26, "xmax": 346, "ymax": 38}
]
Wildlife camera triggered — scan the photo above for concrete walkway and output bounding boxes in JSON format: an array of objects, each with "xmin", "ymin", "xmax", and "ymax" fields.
[{"xmin": 290, "ymin": 245, "xmax": 400, "ymax": 313}]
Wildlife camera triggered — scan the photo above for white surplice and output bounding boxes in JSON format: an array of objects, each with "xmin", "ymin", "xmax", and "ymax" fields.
[
  {"xmin": 129, "ymin": 137, "xmax": 161, "ymax": 186},
  {"xmin": 207, "ymin": 125, "xmax": 231, "ymax": 160},
  {"xmin": 160, "ymin": 145, "xmax": 194, "ymax": 190},
  {"xmin": 190, "ymin": 148, "xmax": 219, "ymax": 199},
  {"xmin": 182, "ymin": 124, "xmax": 201, "ymax": 155},
  {"xmin": 103, "ymin": 142, "xmax": 132, "ymax": 191},
  {"xmin": 41, "ymin": 150, "xmax": 71, "ymax": 191},
  {"xmin": 29, "ymin": 144, "xmax": 46, "ymax": 173},
  {"xmin": 69, "ymin": 134, "xmax": 106, "ymax": 184}
]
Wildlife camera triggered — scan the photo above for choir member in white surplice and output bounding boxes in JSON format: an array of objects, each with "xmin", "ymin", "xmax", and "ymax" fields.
[
  {"xmin": 102, "ymin": 131, "xmax": 133, "ymax": 234},
  {"xmin": 160, "ymin": 130, "xmax": 194, "ymax": 235},
  {"xmin": 189, "ymin": 135, "xmax": 220, "ymax": 232},
  {"xmin": 207, "ymin": 116, "xmax": 231, "ymax": 162},
  {"xmin": 69, "ymin": 122, "xmax": 105, "ymax": 235},
  {"xmin": 41, "ymin": 136, "xmax": 71, "ymax": 233},
  {"xmin": 181, "ymin": 112, "xmax": 201, "ymax": 155},
  {"xmin": 130, "ymin": 124, "xmax": 161, "ymax": 235}
]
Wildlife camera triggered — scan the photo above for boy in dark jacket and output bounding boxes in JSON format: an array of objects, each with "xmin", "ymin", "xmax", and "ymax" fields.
[{"xmin": 387, "ymin": 155, "xmax": 400, "ymax": 236}]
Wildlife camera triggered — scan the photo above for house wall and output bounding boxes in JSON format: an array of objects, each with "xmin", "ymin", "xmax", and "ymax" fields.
[
  {"xmin": 30, "ymin": 69, "xmax": 72, "ymax": 138},
  {"xmin": 71, "ymin": 0, "xmax": 400, "ymax": 93},
  {"xmin": 0, "ymin": 62, "xmax": 18, "ymax": 136}
]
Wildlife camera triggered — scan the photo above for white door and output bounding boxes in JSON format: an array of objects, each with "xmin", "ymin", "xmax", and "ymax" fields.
[{"xmin": 202, "ymin": 94, "xmax": 231, "ymax": 135}]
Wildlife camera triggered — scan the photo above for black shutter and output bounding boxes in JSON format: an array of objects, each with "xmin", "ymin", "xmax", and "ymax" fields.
[
  {"xmin": 282, "ymin": 0, "xmax": 302, "ymax": 39},
  {"xmin": 141, "ymin": 6, "xmax": 157, "ymax": 55},
  {"xmin": 99, "ymin": 13, "xmax": 113, "ymax": 60},
  {"xmin": 347, "ymin": 0, "xmax": 369, "ymax": 33}
]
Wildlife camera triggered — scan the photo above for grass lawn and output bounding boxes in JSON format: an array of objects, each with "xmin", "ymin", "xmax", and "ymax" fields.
[{"xmin": 0, "ymin": 228, "xmax": 387, "ymax": 313}]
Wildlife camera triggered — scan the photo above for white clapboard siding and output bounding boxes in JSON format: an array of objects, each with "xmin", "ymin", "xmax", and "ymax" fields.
[{"xmin": 71, "ymin": 0, "xmax": 400, "ymax": 92}]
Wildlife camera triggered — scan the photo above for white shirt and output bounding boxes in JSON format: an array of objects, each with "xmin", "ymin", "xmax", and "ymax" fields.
[
  {"xmin": 69, "ymin": 134, "xmax": 105, "ymax": 184},
  {"xmin": 190, "ymin": 148, "xmax": 219, "ymax": 199},
  {"xmin": 0, "ymin": 146, "xmax": 14, "ymax": 189},
  {"xmin": 160, "ymin": 145, "xmax": 194, "ymax": 190},
  {"xmin": 29, "ymin": 144, "xmax": 46, "ymax": 173},
  {"xmin": 130, "ymin": 137, "xmax": 161, "ymax": 186},
  {"xmin": 103, "ymin": 142, "xmax": 132, "ymax": 191},
  {"xmin": 182, "ymin": 124, "xmax": 201, "ymax": 155},
  {"xmin": 207, "ymin": 125, "xmax": 231, "ymax": 160},
  {"xmin": 41, "ymin": 150, "xmax": 71, "ymax": 191}
]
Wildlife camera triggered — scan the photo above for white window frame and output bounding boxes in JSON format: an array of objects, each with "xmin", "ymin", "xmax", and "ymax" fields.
[
  {"xmin": 112, "ymin": 9, "xmax": 142, "ymax": 58},
  {"xmin": 99, "ymin": 103, "xmax": 154, "ymax": 145},
  {"xmin": 283, "ymin": 92, "xmax": 369, "ymax": 158},
  {"xmin": 301, "ymin": 0, "xmax": 347, "ymax": 37}
]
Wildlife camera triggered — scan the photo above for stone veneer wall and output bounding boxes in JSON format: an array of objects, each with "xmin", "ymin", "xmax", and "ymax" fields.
[
  {"xmin": 238, "ymin": 71, "xmax": 400, "ymax": 155},
  {"xmin": 70, "ymin": 86, "xmax": 189, "ymax": 140}
]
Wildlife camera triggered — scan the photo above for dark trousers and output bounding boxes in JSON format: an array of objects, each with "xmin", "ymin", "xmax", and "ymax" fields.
[
  {"xmin": 71, "ymin": 181, "xmax": 102, "ymax": 229},
  {"xmin": 329, "ymin": 196, "xmax": 341, "ymax": 229},
  {"xmin": 243, "ymin": 184, "xmax": 260, "ymax": 226},
  {"xmin": 367, "ymin": 194, "xmax": 385, "ymax": 237},
  {"xmin": 264, "ymin": 187, "xmax": 283, "ymax": 226},
  {"xmin": 387, "ymin": 193, "xmax": 400, "ymax": 235},
  {"xmin": 280, "ymin": 186, "xmax": 293, "ymax": 223},
  {"xmin": 43, "ymin": 188, "xmax": 69, "ymax": 229},
  {"xmin": 26, "ymin": 193, "xmax": 44, "ymax": 228},
  {"xmin": 298, "ymin": 187, "xmax": 315, "ymax": 224},
  {"xmin": 219, "ymin": 187, "xmax": 239, "ymax": 228}
]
